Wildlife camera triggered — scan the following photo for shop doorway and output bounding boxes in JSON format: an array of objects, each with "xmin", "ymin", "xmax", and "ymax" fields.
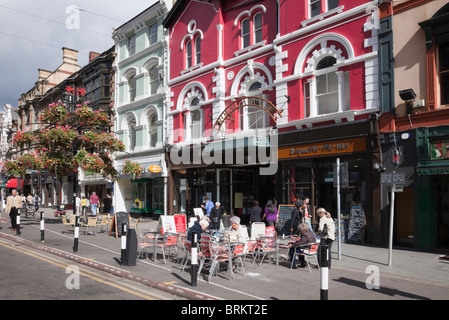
[{"xmin": 434, "ymin": 176, "xmax": 449, "ymax": 248}]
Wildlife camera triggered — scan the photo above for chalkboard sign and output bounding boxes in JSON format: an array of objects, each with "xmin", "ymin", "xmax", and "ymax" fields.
[
  {"xmin": 347, "ymin": 204, "xmax": 366, "ymax": 244},
  {"xmin": 109, "ymin": 211, "xmax": 130, "ymax": 238},
  {"xmin": 277, "ymin": 205, "xmax": 295, "ymax": 235}
]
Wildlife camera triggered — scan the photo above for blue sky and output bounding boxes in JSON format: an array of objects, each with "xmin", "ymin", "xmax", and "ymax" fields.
[{"xmin": 0, "ymin": 0, "xmax": 156, "ymax": 108}]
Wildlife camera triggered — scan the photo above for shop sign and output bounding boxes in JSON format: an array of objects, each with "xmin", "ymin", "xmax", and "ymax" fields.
[
  {"xmin": 430, "ymin": 140, "xmax": 449, "ymax": 160},
  {"xmin": 278, "ymin": 137, "xmax": 366, "ymax": 159},
  {"xmin": 148, "ymin": 165, "xmax": 162, "ymax": 173}
]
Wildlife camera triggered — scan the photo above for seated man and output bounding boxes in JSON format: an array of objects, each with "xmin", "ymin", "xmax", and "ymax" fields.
[
  {"xmin": 187, "ymin": 218, "xmax": 209, "ymax": 242},
  {"xmin": 288, "ymin": 222, "xmax": 316, "ymax": 268}
]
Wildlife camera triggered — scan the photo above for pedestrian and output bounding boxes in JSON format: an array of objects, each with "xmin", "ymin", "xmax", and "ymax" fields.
[
  {"xmin": 102, "ymin": 194, "xmax": 112, "ymax": 218},
  {"xmin": 5, "ymin": 189, "xmax": 22, "ymax": 231},
  {"xmin": 209, "ymin": 201, "xmax": 223, "ymax": 230},
  {"xmin": 201, "ymin": 196, "xmax": 214, "ymax": 218},
  {"xmin": 263, "ymin": 200, "xmax": 278, "ymax": 227},
  {"xmin": 288, "ymin": 222, "xmax": 317, "ymax": 269},
  {"xmin": 302, "ymin": 196, "xmax": 312, "ymax": 227},
  {"xmin": 26, "ymin": 193, "xmax": 33, "ymax": 209},
  {"xmin": 249, "ymin": 200, "xmax": 262, "ymax": 223},
  {"xmin": 33, "ymin": 193, "xmax": 41, "ymax": 211},
  {"xmin": 81, "ymin": 196, "xmax": 88, "ymax": 217},
  {"xmin": 317, "ymin": 207, "xmax": 336, "ymax": 269},
  {"xmin": 89, "ymin": 192, "xmax": 99, "ymax": 216},
  {"xmin": 290, "ymin": 199, "xmax": 303, "ymax": 235}
]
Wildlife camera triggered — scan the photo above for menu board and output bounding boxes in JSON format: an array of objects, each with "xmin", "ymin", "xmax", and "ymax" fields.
[
  {"xmin": 159, "ymin": 215, "xmax": 177, "ymax": 233},
  {"xmin": 277, "ymin": 205, "xmax": 295, "ymax": 235},
  {"xmin": 109, "ymin": 211, "xmax": 130, "ymax": 238},
  {"xmin": 174, "ymin": 214, "xmax": 187, "ymax": 233},
  {"xmin": 348, "ymin": 204, "xmax": 366, "ymax": 243}
]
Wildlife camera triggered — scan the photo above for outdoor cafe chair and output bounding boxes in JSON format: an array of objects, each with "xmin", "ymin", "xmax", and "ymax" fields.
[
  {"xmin": 96, "ymin": 215, "xmax": 110, "ymax": 233},
  {"xmin": 180, "ymin": 240, "xmax": 203, "ymax": 273},
  {"xmin": 61, "ymin": 215, "xmax": 74, "ymax": 233},
  {"xmin": 80, "ymin": 217, "xmax": 97, "ymax": 235},
  {"xmin": 154, "ymin": 233, "xmax": 179, "ymax": 264},
  {"xmin": 290, "ymin": 243, "xmax": 320, "ymax": 272},
  {"xmin": 136, "ymin": 234, "xmax": 152, "ymax": 262},
  {"xmin": 256, "ymin": 236, "xmax": 279, "ymax": 266}
]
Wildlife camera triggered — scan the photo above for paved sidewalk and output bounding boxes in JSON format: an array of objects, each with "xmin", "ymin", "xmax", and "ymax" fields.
[{"xmin": 1, "ymin": 207, "xmax": 448, "ymax": 300}]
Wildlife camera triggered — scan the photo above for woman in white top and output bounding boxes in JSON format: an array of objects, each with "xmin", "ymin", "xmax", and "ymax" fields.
[{"xmin": 317, "ymin": 207, "xmax": 336, "ymax": 268}]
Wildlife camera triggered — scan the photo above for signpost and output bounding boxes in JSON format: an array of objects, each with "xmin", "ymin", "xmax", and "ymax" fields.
[
  {"xmin": 381, "ymin": 171, "xmax": 406, "ymax": 266},
  {"xmin": 333, "ymin": 159, "xmax": 348, "ymax": 260}
]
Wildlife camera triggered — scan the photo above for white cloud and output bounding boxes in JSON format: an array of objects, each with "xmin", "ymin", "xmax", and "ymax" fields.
[{"xmin": 0, "ymin": 0, "xmax": 156, "ymax": 107}]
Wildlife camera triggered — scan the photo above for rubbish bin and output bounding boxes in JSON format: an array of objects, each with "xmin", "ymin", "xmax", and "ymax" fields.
[{"xmin": 124, "ymin": 228, "xmax": 137, "ymax": 266}]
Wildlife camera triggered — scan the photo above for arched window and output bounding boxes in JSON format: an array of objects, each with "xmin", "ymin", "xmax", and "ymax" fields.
[
  {"xmin": 240, "ymin": 82, "xmax": 269, "ymax": 130},
  {"xmin": 149, "ymin": 65, "xmax": 158, "ymax": 95},
  {"xmin": 128, "ymin": 118, "xmax": 136, "ymax": 151},
  {"xmin": 148, "ymin": 113, "xmax": 158, "ymax": 147},
  {"xmin": 129, "ymin": 75, "xmax": 136, "ymax": 102},
  {"xmin": 254, "ymin": 13, "xmax": 262, "ymax": 43},
  {"xmin": 241, "ymin": 18, "xmax": 250, "ymax": 48},
  {"xmin": 304, "ymin": 55, "xmax": 349, "ymax": 117},
  {"xmin": 195, "ymin": 37, "xmax": 201, "ymax": 65},
  {"xmin": 186, "ymin": 40, "xmax": 192, "ymax": 69}
]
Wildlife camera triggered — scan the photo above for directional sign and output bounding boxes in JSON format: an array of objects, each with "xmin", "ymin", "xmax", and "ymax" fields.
[{"xmin": 381, "ymin": 171, "xmax": 406, "ymax": 185}]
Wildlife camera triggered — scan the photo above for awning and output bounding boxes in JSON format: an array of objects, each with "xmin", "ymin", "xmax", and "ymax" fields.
[
  {"xmin": 5, "ymin": 178, "xmax": 24, "ymax": 189},
  {"xmin": 417, "ymin": 167, "xmax": 449, "ymax": 175}
]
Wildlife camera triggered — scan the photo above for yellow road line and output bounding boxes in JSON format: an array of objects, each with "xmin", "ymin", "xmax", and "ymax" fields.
[{"xmin": 0, "ymin": 239, "xmax": 170, "ymax": 300}]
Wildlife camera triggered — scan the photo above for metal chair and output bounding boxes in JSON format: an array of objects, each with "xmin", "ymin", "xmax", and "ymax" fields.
[
  {"xmin": 290, "ymin": 243, "xmax": 320, "ymax": 272},
  {"xmin": 81, "ymin": 217, "xmax": 97, "ymax": 235},
  {"xmin": 137, "ymin": 234, "xmax": 152, "ymax": 262},
  {"xmin": 61, "ymin": 215, "xmax": 74, "ymax": 233},
  {"xmin": 256, "ymin": 236, "xmax": 278, "ymax": 266},
  {"xmin": 154, "ymin": 233, "xmax": 179, "ymax": 264}
]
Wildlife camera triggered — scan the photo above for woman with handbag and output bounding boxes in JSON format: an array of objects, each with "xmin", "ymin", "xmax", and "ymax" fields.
[
  {"xmin": 209, "ymin": 202, "xmax": 223, "ymax": 230},
  {"xmin": 317, "ymin": 207, "xmax": 336, "ymax": 269}
]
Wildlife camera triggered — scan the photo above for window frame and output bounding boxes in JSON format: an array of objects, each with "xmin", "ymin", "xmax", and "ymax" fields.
[{"xmin": 148, "ymin": 23, "xmax": 158, "ymax": 45}]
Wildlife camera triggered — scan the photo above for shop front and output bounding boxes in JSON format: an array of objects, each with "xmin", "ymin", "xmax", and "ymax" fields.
[
  {"xmin": 416, "ymin": 125, "xmax": 449, "ymax": 249},
  {"xmin": 276, "ymin": 119, "xmax": 381, "ymax": 244}
]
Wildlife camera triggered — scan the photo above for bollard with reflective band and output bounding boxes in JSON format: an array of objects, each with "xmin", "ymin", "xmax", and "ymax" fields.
[
  {"xmin": 190, "ymin": 231, "xmax": 198, "ymax": 287},
  {"xmin": 73, "ymin": 216, "xmax": 80, "ymax": 252},
  {"xmin": 320, "ymin": 240, "xmax": 329, "ymax": 300},
  {"xmin": 121, "ymin": 224, "xmax": 127, "ymax": 265},
  {"xmin": 16, "ymin": 208, "xmax": 21, "ymax": 235},
  {"xmin": 40, "ymin": 211, "xmax": 45, "ymax": 242}
]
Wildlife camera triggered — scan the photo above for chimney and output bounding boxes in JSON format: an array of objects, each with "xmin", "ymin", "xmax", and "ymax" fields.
[
  {"xmin": 89, "ymin": 51, "xmax": 101, "ymax": 62},
  {"xmin": 62, "ymin": 47, "xmax": 79, "ymax": 65}
]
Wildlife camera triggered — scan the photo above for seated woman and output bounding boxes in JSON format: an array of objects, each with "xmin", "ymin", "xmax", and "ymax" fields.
[
  {"xmin": 226, "ymin": 216, "xmax": 249, "ymax": 242},
  {"xmin": 288, "ymin": 223, "xmax": 316, "ymax": 268}
]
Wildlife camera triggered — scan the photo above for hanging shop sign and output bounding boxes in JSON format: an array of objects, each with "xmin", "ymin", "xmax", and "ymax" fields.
[
  {"xmin": 148, "ymin": 165, "xmax": 162, "ymax": 173},
  {"xmin": 278, "ymin": 137, "xmax": 366, "ymax": 160}
]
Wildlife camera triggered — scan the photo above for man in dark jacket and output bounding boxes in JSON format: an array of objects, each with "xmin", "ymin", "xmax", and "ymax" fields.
[
  {"xmin": 187, "ymin": 219, "xmax": 209, "ymax": 242},
  {"xmin": 250, "ymin": 200, "xmax": 262, "ymax": 224},
  {"xmin": 290, "ymin": 200, "xmax": 303, "ymax": 235}
]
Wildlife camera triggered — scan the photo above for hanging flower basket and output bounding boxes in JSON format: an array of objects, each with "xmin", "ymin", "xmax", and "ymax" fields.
[{"xmin": 121, "ymin": 160, "xmax": 143, "ymax": 179}]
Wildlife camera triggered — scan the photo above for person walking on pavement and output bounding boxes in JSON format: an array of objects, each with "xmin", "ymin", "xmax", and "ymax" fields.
[
  {"xmin": 81, "ymin": 196, "xmax": 88, "ymax": 217},
  {"xmin": 317, "ymin": 207, "xmax": 336, "ymax": 269},
  {"xmin": 5, "ymin": 189, "xmax": 23, "ymax": 231},
  {"xmin": 201, "ymin": 196, "xmax": 214, "ymax": 218},
  {"xmin": 290, "ymin": 199, "xmax": 303, "ymax": 235},
  {"xmin": 102, "ymin": 194, "xmax": 112, "ymax": 218},
  {"xmin": 209, "ymin": 202, "xmax": 223, "ymax": 230},
  {"xmin": 250, "ymin": 200, "xmax": 262, "ymax": 224},
  {"xmin": 89, "ymin": 192, "xmax": 99, "ymax": 216},
  {"xmin": 263, "ymin": 200, "xmax": 278, "ymax": 227}
]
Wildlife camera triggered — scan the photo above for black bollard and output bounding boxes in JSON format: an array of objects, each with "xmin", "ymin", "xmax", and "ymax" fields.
[
  {"xmin": 320, "ymin": 239, "xmax": 329, "ymax": 300},
  {"xmin": 121, "ymin": 224, "xmax": 127, "ymax": 265},
  {"xmin": 191, "ymin": 231, "xmax": 198, "ymax": 287},
  {"xmin": 73, "ymin": 215, "xmax": 80, "ymax": 252},
  {"xmin": 40, "ymin": 211, "xmax": 45, "ymax": 242},
  {"xmin": 16, "ymin": 208, "xmax": 21, "ymax": 236}
]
